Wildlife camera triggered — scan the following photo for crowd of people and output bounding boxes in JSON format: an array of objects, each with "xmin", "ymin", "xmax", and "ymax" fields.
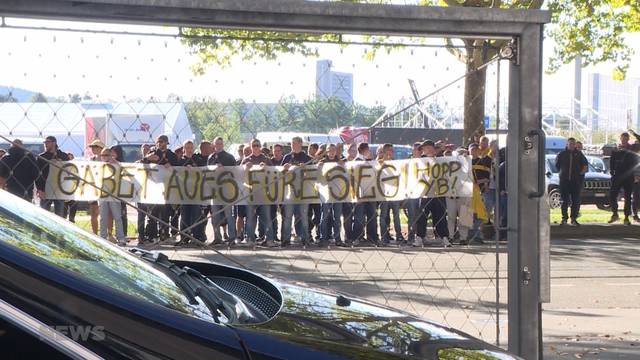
[{"xmin": 0, "ymin": 133, "xmax": 509, "ymax": 248}]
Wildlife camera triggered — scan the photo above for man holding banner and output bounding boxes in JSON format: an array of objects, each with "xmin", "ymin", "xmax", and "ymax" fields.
[
  {"xmin": 241, "ymin": 139, "xmax": 276, "ymax": 247},
  {"xmin": 208, "ymin": 136, "xmax": 238, "ymax": 245},
  {"xmin": 281, "ymin": 136, "xmax": 312, "ymax": 247},
  {"xmin": 142, "ymin": 135, "xmax": 179, "ymax": 243}
]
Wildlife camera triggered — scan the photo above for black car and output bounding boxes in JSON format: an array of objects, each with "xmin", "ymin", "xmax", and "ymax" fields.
[{"xmin": 0, "ymin": 190, "xmax": 520, "ymax": 359}]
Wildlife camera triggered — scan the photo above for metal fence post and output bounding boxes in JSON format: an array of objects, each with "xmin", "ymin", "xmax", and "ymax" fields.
[{"xmin": 507, "ymin": 23, "xmax": 545, "ymax": 359}]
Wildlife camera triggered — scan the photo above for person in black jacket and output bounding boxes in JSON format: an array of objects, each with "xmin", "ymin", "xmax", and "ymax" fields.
[
  {"xmin": 0, "ymin": 139, "xmax": 40, "ymax": 201},
  {"xmin": 208, "ymin": 136, "xmax": 238, "ymax": 245},
  {"xmin": 608, "ymin": 132, "xmax": 639, "ymax": 225},
  {"xmin": 36, "ymin": 136, "xmax": 70, "ymax": 216},
  {"xmin": 142, "ymin": 135, "xmax": 179, "ymax": 242},
  {"xmin": 555, "ymin": 138, "xmax": 588, "ymax": 225}
]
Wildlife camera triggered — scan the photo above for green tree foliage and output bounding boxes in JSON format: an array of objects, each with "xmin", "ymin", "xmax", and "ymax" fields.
[
  {"xmin": 181, "ymin": 1, "xmax": 637, "ymax": 143},
  {"xmin": 546, "ymin": 0, "xmax": 640, "ymax": 80},
  {"xmin": 185, "ymin": 97, "xmax": 385, "ymax": 143},
  {"xmin": 29, "ymin": 92, "xmax": 48, "ymax": 103},
  {"xmin": 0, "ymin": 93, "xmax": 17, "ymax": 102}
]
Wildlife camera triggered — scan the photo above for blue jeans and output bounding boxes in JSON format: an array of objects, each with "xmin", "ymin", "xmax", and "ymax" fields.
[
  {"xmin": 211, "ymin": 204, "xmax": 236, "ymax": 241},
  {"xmin": 320, "ymin": 203, "xmax": 342, "ymax": 242},
  {"xmin": 483, "ymin": 190, "xmax": 496, "ymax": 220},
  {"xmin": 281, "ymin": 204, "xmax": 309, "ymax": 244},
  {"xmin": 404, "ymin": 198, "xmax": 420, "ymax": 242},
  {"xmin": 246, "ymin": 205, "xmax": 274, "ymax": 241},
  {"xmin": 40, "ymin": 199, "xmax": 64, "ymax": 217},
  {"xmin": 379, "ymin": 201, "xmax": 402, "ymax": 242}
]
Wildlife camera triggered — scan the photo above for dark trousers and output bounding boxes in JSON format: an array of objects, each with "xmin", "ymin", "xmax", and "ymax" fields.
[
  {"xmin": 354, "ymin": 202, "xmax": 379, "ymax": 242},
  {"xmin": 308, "ymin": 203, "xmax": 321, "ymax": 239},
  {"xmin": 137, "ymin": 203, "xmax": 148, "ymax": 242},
  {"xmin": 148, "ymin": 205, "xmax": 170, "ymax": 240},
  {"xmin": 610, "ymin": 177, "xmax": 634, "ymax": 217},
  {"xmin": 559, "ymin": 179, "xmax": 582, "ymax": 220},
  {"xmin": 170, "ymin": 205, "xmax": 181, "ymax": 236},
  {"xmin": 40, "ymin": 199, "xmax": 64, "ymax": 217},
  {"xmin": 416, "ymin": 197, "xmax": 448, "ymax": 239},
  {"xmin": 180, "ymin": 205, "xmax": 201, "ymax": 240},
  {"xmin": 632, "ymin": 182, "xmax": 640, "ymax": 216},
  {"xmin": 63, "ymin": 201, "xmax": 78, "ymax": 223},
  {"xmin": 342, "ymin": 203, "xmax": 356, "ymax": 242}
]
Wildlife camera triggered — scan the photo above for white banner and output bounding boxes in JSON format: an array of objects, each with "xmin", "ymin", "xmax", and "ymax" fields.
[{"xmin": 45, "ymin": 156, "xmax": 474, "ymax": 205}]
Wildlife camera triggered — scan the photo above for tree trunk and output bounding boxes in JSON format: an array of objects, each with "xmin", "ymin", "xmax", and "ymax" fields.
[{"xmin": 463, "ymin": 59, "xmax": 487, "ymax": 145}]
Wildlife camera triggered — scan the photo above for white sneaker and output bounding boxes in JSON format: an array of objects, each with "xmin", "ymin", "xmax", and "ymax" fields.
[
  {"xmin": 413, "ymin": 237, "xmax": 423, "ymax": 247},
  {"xmin": 239, "ymin": 239, "xmax": 254, "ymax": 247},
  {"xmin": 441, "ymin": 237, "xmax": 452, "ymax": 247}
]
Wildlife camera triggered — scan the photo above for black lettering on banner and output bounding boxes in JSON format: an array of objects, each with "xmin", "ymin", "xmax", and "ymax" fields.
[
  {"xmin": 449, "ymin": 161, "xmax": 461, "ymax": 176},
  {"xmin": 440, "ymin": 162, "xmax": 449, "ymax": 179},
  {"xmin": 165, "ymin": 169, "xmax": 183, "ymax": 200},
  {"xmin": 436, "ymin": 178, "xmax": 449, "ymax": 196},
  {"xmin": 99, "ymin": 163, "xmax": 117, "ymax": 198},
  {"xmin": 136, "ymin": 166, "xmax": 157, "ymax": 200},
  {"xmin": 283, "ymin": 169, "xmax": 299, "ymax": 200},
  {"xmin": 414, "ymin": 159, "xmax": 431, "ymax": 182},
  {"xmin": 183, "ymin": 168, "xmax": 201, "ymax": 200},
  {"xmin": 117, "ymin": 165, "xmax": 136, "ymax": 198},
  {"xmin": 300, "ymin": 166, "xmax": 319, "ymax": 201},
  {"xmin": 80, "ymin": 164, "xmax": 98, "ymax": 197},
  {"xmin": 356, "ymin": 164, "xmax": 376, "ymax": 200},
  {"xmin": 326, "ymin": 166, "xmax": 349, "ymax": 201},
  {"xmin": 431, "ymin": 163, "xmax": 442, "ymax": 179},
  {"xmin": 217, "ymin": 170, "xmax": 239, "ymax": 204},
  {"xmin": 200, "ymin": 169, "xmax": 216, "ymax": 201},
  {"xmin": 376, "ymin": 163, "xmax": 400, "ymax": 198},
  {"xmin": 420, "ymin": 178, "xmax": 436, "ymax": 197},
  {"xmin": 263, "ymin": 170, "xmax": 279, "ymax": 202},
  {"xmin": 450, "ymin": 176, "xmax": 458, "ymax": 193},
  {"xmin": 57, "ymin": 163, "xmax": 79, "ymax": 195},
  {"xmin": 247, "ymin": 168, "xmax": 264, "ymax": 202}
]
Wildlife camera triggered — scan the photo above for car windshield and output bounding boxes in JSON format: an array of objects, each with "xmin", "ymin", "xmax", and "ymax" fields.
[{"xmin": 0, "ymin": 190, "xmax": 215, "ymax": 323}]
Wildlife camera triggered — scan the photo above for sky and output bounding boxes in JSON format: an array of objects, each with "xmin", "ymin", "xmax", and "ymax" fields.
[{"xmin": 0, "ymin": 17, "xmax": 638, "ymax": 117}]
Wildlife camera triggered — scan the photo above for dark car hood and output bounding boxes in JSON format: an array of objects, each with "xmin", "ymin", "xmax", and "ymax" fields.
[{"xmin": 239, "ymin": 280, "xmax": 520, "ymax": 359}]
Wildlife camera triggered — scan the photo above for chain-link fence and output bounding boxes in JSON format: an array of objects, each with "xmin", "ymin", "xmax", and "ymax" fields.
[{"xmin": 0, "ymin": 16, "xmax": 510, "ymax": 345}]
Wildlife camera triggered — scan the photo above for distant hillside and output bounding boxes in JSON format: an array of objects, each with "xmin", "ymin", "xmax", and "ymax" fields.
[{"xmin": 0, "ymin": 85, "xmax": 39, "ymax": 102}]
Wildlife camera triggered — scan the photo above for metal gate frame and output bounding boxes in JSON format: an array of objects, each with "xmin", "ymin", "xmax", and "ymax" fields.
[{"xmin": 0, "ymin": 1, "xmax": 551, "ymax": 358}]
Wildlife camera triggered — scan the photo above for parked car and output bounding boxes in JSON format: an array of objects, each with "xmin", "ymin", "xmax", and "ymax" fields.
[
  {"xmin": 0, "ymin": 189, "xmax": 522, "ymax": 359},
  {"xmin": 546, "ymin": 154, "xmax": 611, "ymax": 210}
]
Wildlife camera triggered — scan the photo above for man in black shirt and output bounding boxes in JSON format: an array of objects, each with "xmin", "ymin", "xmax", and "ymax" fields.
[
  {"xmin": 281, "ymin": 136, "xmax": 312, "ymax": 247},
  {"xmin": 415, "ymin": 140, "xmax": 450, "ymax": 247},
  {"xmin": 36, "ymin": 136, "xmax": 70, "ymax": 216},
  {"xmin": 0, "ymin": 139, "xmax": 40, "ymax": 201},
  {"xmin": 318, "ymin": 143, "xmax": 345, "ymax": 246},
  {"xmin": 208, "ymin": 136, "xmax": 238, "ymax": 245},
  {"xmin": 555, "ymin": 138, "xmax": 588, "ymax": 225},
  {"xmin": 143, "ymin": 135, "xmax": 179, "ymax": 242},
  {"xmin": 608, "ymin": 132, "xmax": 639, "ymax": 225},
  {"xmin": 172, "ymin": 140, "xmax": 202, "ymax": 246},
  {"xmin": 241, "ymin": 139, "xmax": 275, "ymax": 246}
]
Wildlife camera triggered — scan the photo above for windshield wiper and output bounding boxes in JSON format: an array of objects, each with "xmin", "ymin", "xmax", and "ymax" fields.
[{"xmin": 129, "ymin": 248, "xmax": 239, "ymax": 324}]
